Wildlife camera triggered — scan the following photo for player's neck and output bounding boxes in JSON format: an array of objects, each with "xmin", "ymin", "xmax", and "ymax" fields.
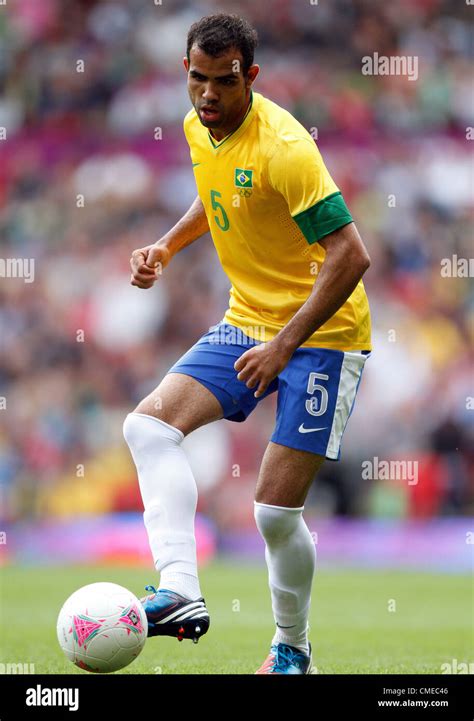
[{"xmin": 210, "ymin": 93, "xmax": 253, "ymax": 142}]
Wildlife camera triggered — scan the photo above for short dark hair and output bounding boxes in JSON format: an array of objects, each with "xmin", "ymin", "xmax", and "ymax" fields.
[{"xmin": 186, "ymin": 14, "xmax": 258, "ymax": 75}]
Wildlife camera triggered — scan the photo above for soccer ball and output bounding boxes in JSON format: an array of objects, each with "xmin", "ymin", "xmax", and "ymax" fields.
[{"xmin": 57, "ymin": 582, "xmax": 148, "ymax": 673}]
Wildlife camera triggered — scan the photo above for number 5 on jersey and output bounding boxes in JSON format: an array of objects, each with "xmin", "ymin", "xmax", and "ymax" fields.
[{"xmin": 210, "ymin": 189, "xmax": 230, "ymax": 231}]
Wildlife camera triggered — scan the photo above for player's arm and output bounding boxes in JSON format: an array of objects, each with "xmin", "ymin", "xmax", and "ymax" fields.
[
  {"xmin": 235, "ymin": 222, "xmax": 370, "ymax": 397},
  {"xmin": 130, "ymin": 195, "xmax": 209, "ymax": 289},
  {"xmin": 272, "ymin": 222, "xmax": 370, "ymax": 352}
]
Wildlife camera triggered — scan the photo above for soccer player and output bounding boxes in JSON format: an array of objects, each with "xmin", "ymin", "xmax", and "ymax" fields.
[{"xmin": 123, "ymin": 14, "xmax": 371, "ymax": 675}]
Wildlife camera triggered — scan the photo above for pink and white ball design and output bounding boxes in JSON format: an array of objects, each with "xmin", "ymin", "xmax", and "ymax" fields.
[{"xmin": 57, "ymin": 582, "xmax": 148, "ymax": 673}]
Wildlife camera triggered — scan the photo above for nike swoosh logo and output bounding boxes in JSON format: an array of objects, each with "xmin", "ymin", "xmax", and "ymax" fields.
[
  {"xmin": 298, "ymin": 424, "xmax": 328, "ymax": 434},
  {"xmin": 192, "ymin": 162, "xmax": 200, "ymax": 168}
]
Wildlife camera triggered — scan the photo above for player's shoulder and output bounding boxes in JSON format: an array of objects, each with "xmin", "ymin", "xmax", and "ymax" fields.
[
  {"xmin": 254, "ymin": 92, "xmax": 319, "ymax": 159},
  {"xmin": 183, "ymin": 107, "xmax": 199, "ymax": 136}
]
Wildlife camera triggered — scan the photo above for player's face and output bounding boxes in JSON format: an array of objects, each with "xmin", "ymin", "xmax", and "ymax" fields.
[{"xmin": 184, "ymin": 46, "xmax": 259, "ymax": 139}]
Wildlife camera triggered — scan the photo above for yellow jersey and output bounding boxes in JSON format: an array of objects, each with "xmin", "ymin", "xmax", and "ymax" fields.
[{"xmin": 183, "ymin": 90, "xmax": 371, "ymax": 350}]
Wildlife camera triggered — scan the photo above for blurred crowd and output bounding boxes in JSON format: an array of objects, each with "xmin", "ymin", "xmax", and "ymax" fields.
[{"xmin": 0, "ymin": 0, "xmax": 472, "ymax": 527}]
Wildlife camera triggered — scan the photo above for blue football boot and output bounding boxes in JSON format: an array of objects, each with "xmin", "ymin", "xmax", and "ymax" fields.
[
  {"xmin": 255, "ymin": 642, "xmax": 316, "ymax": 674},
  {"xmin": 140, "ymin": 586, "xmax": 210, "ymax": 643}
]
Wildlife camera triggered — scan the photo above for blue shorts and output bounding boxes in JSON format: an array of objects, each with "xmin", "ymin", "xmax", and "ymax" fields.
[{"xmin": 167, "ymin": 322, "xmax": 370, "ymax": 460}]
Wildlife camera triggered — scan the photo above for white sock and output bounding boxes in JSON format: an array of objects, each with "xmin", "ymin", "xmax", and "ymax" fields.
[
  {"xmin": 123, "ymin": 412, "xmax": 202, "ymax": 600},
  {"xmin": 254, "ymin": 501, "xmax": 316, "ymax": 656}
]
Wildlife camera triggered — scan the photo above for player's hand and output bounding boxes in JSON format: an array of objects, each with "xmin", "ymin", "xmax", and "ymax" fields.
[
  {"xmin": 130, "ymin": 244, "xmax": 171, "ymax": 289},
  {"xmin": 234, "ymin": 339, "xmax": 293, "ymax": 399}
]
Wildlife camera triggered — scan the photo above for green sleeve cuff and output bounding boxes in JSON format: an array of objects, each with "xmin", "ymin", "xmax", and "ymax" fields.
[{"xmin": 293, "ymin": 191, "xmax": 353, "ymax": 244}]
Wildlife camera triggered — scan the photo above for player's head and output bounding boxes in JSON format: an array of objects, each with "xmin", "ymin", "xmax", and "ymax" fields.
[{"xmin": 184, "ymin": 14, "xmax": 259, "ymax": 132}]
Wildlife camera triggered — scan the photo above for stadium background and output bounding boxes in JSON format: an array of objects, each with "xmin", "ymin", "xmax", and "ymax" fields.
[{"xmin": 0, "ymin": 0, "xmax": 472, "ymax": 674}]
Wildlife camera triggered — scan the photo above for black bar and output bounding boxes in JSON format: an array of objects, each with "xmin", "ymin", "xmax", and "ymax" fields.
[{"xmin": 0, "ymin": 674, "xmax": 472, "ymax": 719}]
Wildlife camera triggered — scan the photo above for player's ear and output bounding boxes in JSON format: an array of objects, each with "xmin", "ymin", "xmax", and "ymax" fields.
[
  {"xmin": 246, "ymin": 64, "xmax": 259, "ymax": 87},
  {"xmin": 183, "ymin": 57, "xmax": 189, "ymax": 72}
]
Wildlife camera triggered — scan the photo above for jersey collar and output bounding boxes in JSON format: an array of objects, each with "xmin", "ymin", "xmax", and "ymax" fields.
[{"xmin": 207, "ymin": 90, "xmax": 256, "ymax": 151}]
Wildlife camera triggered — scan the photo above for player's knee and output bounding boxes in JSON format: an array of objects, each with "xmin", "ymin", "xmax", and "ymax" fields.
[
  {"xmin": 123, "ymin": 412, "xmax": 184, "ymax": 455},
  {"xmin": 254, "ymin": 501, "xmax": 303, "ymax": 545},
  {"xmin": 132, "ymin": 395, "xmax": 162, "ymax": 418},
  {"xmin": 131, "ymin": 377, "xmax": 169, "ymax": 418}
]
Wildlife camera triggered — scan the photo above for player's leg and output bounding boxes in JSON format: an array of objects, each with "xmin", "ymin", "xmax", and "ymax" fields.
[
  {"xmin": 123, "ymin": 372, "xmax": 223, "ymax": 641},
  {"xmin": 254, "ymin": 347, "xmax": 370, "ymax": 673},
  {"xmin": 123, "ymin": 322, "xmax": 276, "ymax": 642},
  {"xmin": 254, "ymin": 442, "xmax": 323, "ymax": 674},
  {"xmin": 255, "ymin": 441, "xmax": 325, "ymax": 507},
  {"xmin": 132, "ymin": 371, "xmax": 224, "ymax": 435}
]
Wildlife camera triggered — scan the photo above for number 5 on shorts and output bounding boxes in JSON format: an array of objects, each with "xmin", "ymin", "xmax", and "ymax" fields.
[{"xmin": 305, "ymin": 372, "xmax": 329, "ymax": 416}]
